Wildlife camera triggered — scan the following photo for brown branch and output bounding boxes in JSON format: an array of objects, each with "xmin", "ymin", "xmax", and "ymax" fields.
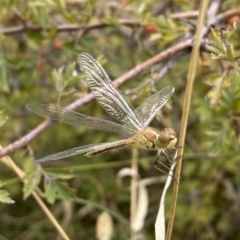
[
  {"xmin": 216, "ymin": 7, "xmax": 240, "ymax": 23},
  {"xmin": 1, "ymin": 8, "xmax": 239, "ymax": 37},
  {"xmin": 169, "ymin": 11, "xmax": 199, "ymax": 19},
  {"xmin": 0, "ymin": 19, "xmax": 141, "ymax": 35},
  {"xmin": 169, "ymin": 7, "xmax": 240, "ymax": 22},
  {"xmin": 0, "ymin": 38, "xmax": 192, "ymax": 158}
]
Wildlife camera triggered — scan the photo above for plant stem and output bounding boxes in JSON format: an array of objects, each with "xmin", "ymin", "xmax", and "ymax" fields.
[{"xmin": 0, "ymin": 145, "xmax": 70, "ymax": 240}]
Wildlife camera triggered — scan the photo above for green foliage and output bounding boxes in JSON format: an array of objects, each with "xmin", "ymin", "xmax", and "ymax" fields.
[
  {"xmin": 23, "ymin": 165, "xmax": 42, "ymax": 199},
  {"xmin": 147, "ymin": 16, "xmax": 187, "ymax": 44},
  {"xmin": 1, "ymin": 0, "xmax": 240, "ymax": 239},
  {"xmin": 44, "ymin": 176, "xmax": 76, "ymax": 204},
  {"xmin": 0, "ymin": 189, "xmax": 15, "ymax": 204},
  {"xmin": 45, "ymin": 167, "xmax": 75, "ymax": 179},
  {"xmin": 207, "ymin": 24, "xmax": 240, "ymax": 61},
  {"xmin": 203, "ymin": 73, "xmax": 232, "ymax": 107},
  {"xmin": 0, "ymin": 110, "xmax": 8, "ymax": 126}
]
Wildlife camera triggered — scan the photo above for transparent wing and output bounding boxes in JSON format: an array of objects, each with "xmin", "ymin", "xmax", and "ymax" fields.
[
  {"xmin": 133, "ymin": 85, "xmax": 175, "ymax": 127},
  {"xmin": 34, "ymin": 141, "xmax": 125, "ymax": 163},
  {"xmin": 26, "ymin": 103, "xmax": 137, "ymax": 136},
  {"xmin": 78, "ymin": 53, "xmax": 143, "ymax": 130}
]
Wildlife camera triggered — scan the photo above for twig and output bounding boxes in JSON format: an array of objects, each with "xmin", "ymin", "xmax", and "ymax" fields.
[
  {"xmin": 169, "ymin": 11, "xmax": 199, "ymax": 19},
  {"xmin": 169, "ymin": 7, "xmax": 240, "ymax": 21},
  {"xmin": 0, "ymin": 145, "xmax": 70, "ymax": 240},
  {"xmin": 216, "ymin": 7, "xmax": 240, "ymax": 23},
  {"xmin": 0, "ymin": 19, "xmax": 140, "ymax": 35}
]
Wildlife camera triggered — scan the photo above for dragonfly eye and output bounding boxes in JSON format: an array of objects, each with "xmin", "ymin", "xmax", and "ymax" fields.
[
  {"xmin": 164, "ymin": 127, "xmax": 176, "ymax": 137},
  {"xmin": 157, "ymin": 131, "xmax": 171, "ymax": 147},
  {"xmin": 157, "ymin": 128, "xmax": 177, "ymax": 148}
]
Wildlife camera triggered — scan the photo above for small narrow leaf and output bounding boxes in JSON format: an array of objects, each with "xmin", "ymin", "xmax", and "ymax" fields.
[
  {"xmin": 23, "ymin": 165, "xmax": 42, "ymax": 199},
  {"xmin": 210, "ymin": 25, "xmax": 224, "ymax": 50},
  {"xmin": 102, "ymin": 17, "xmax": 121, "ymax": 26},
  {"xmin": 45, "ymin": 168, "xmax": 75, "ymax": 179},
  {"xmin": 0, "ymin": 114, "xmax": 8, "ymax": 127},
  {"xmin": 208, "ymin": 25, "xmax": 237, "ymax": 61},
  {"xmin": 203, "ymin": 73, "xmax": 232, "ymax": 107},
  {"xmin": 233, "ymin": 50, "xmax": 240, "ymax": 60},
  {"xmin": 44, "ymin": 176, "xmax": 57, "ymax": 204},
  {"xmin": 64, "ymin": 62, "xmax": 76, "ymax": 82},
  {"xmin": 0, "ymin": 180, "xmax": 4, "ymax": 188},
  {"xmin": 52, "ymin": 68, "xmax": 64, "ymax": 94},
  {"xmin": 226, "ymin": 43, "xmax": 234, "ymax": 60},
  {"xmin": 0, "ymin": 190, "xmax": 15, "ymax": 204},
  {"xmin": 53, "ymin": 180, "xmax": 76, "ymax": 200},
  {"xmin": 221, "ymin": 24, "xmax": 236, "ymax": 39},
  {"xmin": 44, "ymin": 176, "xmax": 76, "ymax": 204},
  {"xmin": 0, "ymin": 110, "xmax": 8, "ymax": 127}
]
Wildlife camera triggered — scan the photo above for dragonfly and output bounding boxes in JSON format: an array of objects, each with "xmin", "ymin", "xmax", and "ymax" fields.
[{"xmin": 26, "ymin": 53, "xmax": 177, "ymax": 171}]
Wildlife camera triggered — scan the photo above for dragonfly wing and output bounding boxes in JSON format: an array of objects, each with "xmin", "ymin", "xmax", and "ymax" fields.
[
  {"xmin": 133, "ymin": 85, "xmax": 175, "ymax": 127},
  {"xmin": 35, "ymin": 142, "xmax": 120, "ymax": 163},
  {"xmin": 78, "ymin": 53, "xmax": 143, "ymax": 130},
  {"xmin": 26, "ymin": 103, "xmax": 137, "ymax": 136}
]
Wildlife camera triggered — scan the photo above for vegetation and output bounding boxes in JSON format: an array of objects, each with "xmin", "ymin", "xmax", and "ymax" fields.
[{"xmin": 0, "ymin": 0, "xmax": 240, "ymax": 239}]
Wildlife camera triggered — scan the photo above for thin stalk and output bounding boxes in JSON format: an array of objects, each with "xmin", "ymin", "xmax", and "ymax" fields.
[
  {"xmin": 0, "ymin": 145, "xmax": 70, "ymax": 240},
  {"xmin": 166, "ymin": 1, "xmax": 210, "ymax": 239},
  {"xmin": 130, "ymin": 148, "xmax": 139, "ymax": 239}
]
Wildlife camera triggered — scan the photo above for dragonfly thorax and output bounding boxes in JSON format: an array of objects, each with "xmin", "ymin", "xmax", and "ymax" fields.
[{"xmin": 135, "ymin": 127, "xmax": 177, "ymax": 151}]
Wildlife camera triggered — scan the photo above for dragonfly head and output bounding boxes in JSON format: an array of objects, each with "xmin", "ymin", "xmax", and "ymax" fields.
[{"xmin": 157, "ymin": 128, "xmax": 177, "ymax": 149}]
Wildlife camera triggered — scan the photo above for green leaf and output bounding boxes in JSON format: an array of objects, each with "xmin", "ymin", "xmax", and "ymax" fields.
[
  {"xmin": 102, "ymin": 16, "xmax": 121, "ymax": 26},
  {"xmin": 0, "ymin": 111, "xmax": 8, "ymax": 127},
  {"xmin": 0, "ymin": 52, "xmax": 10, "ymax": 92},
  {"xmin": 64, "ymin": 62, "xmax": 76, "ymax": 82},
  {"xmin": 45, "ymin": 168, "xmax": 75, "ymax": 179},
  {"xmin": 44, "ymin": 176, "xmax": 57, "ymax": 204},
  {"xmin": 225, "ymin": 43, "xmax": 235, "ymax": 61},
  {"xmin": 44, "ymin": 177, "xmax": 76, "ymax": 204},
  {"xmin": 0, "ymin": 180, "xmax": 4, "ymax": 188},
  {"xmin": 0, "ymin": 190, "xmax": 15, "ymax": 204},
  {"xmin": 56, "ymin": 0, "xmax": 66, "ymax": 12},
  {"xmin": 52, "ymin": 68, "xmax": 64, "ymax": 94},
  {"xmin": 210, "ymin": 25, "xmax": 225, "ymax": 50},
  {"xmin": 208, "ymin": 25, "xmax": 237, "ymax": 61},
  {"xmin": 23, "ymin": 166, "xmax": 42, "ymax": 200},
  {"xmin": 203, "ymin": 73, "xmax": 232, "ymax": 107},
  {"xmin": 220, "ymin": 24, "xmax": 236, "ymax": 39},
  {"xmin": 233, "ymin": 50, "xmax": 240, "ymax": 60}
]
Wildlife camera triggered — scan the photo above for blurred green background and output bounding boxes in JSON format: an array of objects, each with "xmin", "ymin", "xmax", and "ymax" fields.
[{"xmin": 1, "ymin": 0, "xmax": 240, "ymax": 239}]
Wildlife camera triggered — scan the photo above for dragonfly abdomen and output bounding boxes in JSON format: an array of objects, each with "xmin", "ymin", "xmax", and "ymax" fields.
[{"xmin": 85, "ymin": 139, "xmax": 135, "ymax": 157}]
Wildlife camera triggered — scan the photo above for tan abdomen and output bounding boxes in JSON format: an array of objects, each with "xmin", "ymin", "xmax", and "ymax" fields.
[{"xmin": 85, "ymin": 139, "xmax": 135, "ymax": 157}]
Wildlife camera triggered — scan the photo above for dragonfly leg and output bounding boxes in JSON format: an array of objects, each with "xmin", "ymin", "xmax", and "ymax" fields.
[
  {"xmin": 154, "ymin": 163, "xmax": 178, "ymax": 184},
  {"xmin": 154, "ymin": 152, "xmax": 178, "ymax": 182},
  {"xmin": 166, "ymin": 146, "xmax": 183, "ymax": 165},
  {"xmin": 169, "ymin": 154, "xmax": 183, "ymax": 165}
]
